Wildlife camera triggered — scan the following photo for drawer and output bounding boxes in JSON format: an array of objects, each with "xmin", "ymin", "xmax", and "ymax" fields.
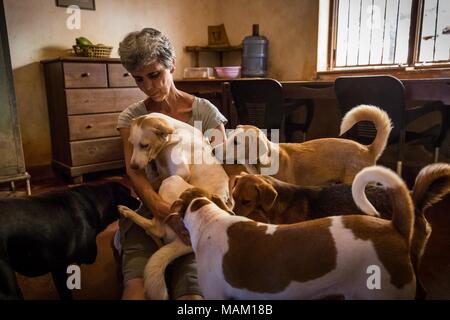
[
  {"xmin": 108, "ymin": 64, "xmax": 136, "ymax": 87},
  {"xmin": 68, "ymin": 113, "xmax": 120, "ymax": 141},
  {"xmin": 63, "ymin": 63, "xmax": 108, "ymax": 88},
  {"xmin": 66, "ymin": 88, "xmax": 146, "ymax": 115},
  {"xmin": 70, "ymin": 137, "xmax": 123, "ymax": 166}
]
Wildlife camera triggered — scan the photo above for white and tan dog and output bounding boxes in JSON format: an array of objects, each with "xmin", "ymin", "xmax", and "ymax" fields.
[
  {"xmin": 121, "ymin": 113, "xmax": 230, "ymax": 299},
  {"xmin": 171, "ymin": 166, "xmax": 416, "ymax": 300},
  {"xmin": 128, "ymin": 112, "xmax": 229, "ymax": 201},
  {"xmin": 119, "ymin": 175, "xmax": 233, "ymax": 300},
  {"xmin": 213, "ymin": 105, "xmax": 392, "ymax": 186},
  {"xmin": 119, "ymin": 175, "xmax": 192, "ymax": 300}
]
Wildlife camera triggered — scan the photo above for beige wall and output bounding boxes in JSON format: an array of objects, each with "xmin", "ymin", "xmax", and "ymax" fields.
[
  {"xmin": 4, "ymin": 0, "xmax": 319, "ymax": 167},
  {"xmin": 218, "ymin": 0, "xmax": 318, "ymax": 80}
]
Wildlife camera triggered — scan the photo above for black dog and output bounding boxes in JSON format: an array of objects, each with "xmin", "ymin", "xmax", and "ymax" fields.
[{"xmin": 0, "ymin": 181, "xmax": 139, "ymax": 300}]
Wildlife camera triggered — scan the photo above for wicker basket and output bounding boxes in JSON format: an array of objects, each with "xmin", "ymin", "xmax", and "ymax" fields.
[{"xmin": 73, "ymin": 44, "xmax": 113, "ymax": 58}]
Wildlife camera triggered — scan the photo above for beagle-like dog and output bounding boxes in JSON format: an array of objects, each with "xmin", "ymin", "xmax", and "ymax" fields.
[
  {"xmin": 230, "ymin": 163, "xmax": 450, "ymax": 299},
  {"xmin": 213, "ymin": 105, "xmax": 392, "ymax": 186},
  {"xmin": 172, "ymin": 166, "xmax": 416, "ymax": 299},
  {"xmin": 230, "ymin": 172, "xmax": 391, "ymax": 224}
]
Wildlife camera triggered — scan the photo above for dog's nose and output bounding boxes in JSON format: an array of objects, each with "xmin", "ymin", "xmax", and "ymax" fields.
[{"xmin": 130, "ymin": 162, "xmax": 139, "ymax": 170}]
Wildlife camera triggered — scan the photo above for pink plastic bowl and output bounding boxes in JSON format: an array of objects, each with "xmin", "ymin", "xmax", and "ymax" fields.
[{"xmin": 214, "ymin": 66, "xmax": 241, "ymax": 79}]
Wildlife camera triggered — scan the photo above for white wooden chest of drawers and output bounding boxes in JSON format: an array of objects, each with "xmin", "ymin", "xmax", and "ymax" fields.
[{"xmin": 42, "ymin": 57, "xmax": 146, "ymax": 183}]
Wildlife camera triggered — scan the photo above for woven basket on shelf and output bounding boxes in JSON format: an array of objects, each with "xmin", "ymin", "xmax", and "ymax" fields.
[{"xmin": 73, "ymin": 44, "xmax": 113, "ymax": 58}]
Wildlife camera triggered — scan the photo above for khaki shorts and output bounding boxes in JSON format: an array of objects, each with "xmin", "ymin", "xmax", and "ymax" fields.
[{"xmin": 119, "ymin": 204, "xmax": 202, "ymax": 299}]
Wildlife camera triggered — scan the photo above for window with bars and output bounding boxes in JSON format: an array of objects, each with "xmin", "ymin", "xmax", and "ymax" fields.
[
  {"xmin": 419, "ymin": 0, "xmax": 450, "ymax": 63},
  {"xmin": 332, "ymin": 0, "xmax": 450, "ymax": 68}
]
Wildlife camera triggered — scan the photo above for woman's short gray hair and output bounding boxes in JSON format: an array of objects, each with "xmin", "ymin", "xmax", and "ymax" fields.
[{"xmin": 118, "ymin": 28, "xmax": 176, "ymax": 73}]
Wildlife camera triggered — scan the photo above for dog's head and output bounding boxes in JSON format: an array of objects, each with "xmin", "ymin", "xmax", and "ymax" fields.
[
  {"xmin": 231, "ymin": 172, "xmax": 278, "ymax": 222},
  {"xmin": 212, "ymin": 125, "xmax": 272, "ymax": 166},
  {"xmin": 170, "ymin": 187, "xmax": 234, "ymax": 218},
  {"xmin": 75, "ymin": 181, "xmax": 140, "ymax": 228},
  {"xmin": 128, "ymin": 115, "xmax": 177, "ymax": 170}
]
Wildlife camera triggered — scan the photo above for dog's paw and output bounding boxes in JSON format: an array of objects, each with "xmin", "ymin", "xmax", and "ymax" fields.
[{"xmin": 117, "ymin": 205, "xmax": 131, "ymax": 218}]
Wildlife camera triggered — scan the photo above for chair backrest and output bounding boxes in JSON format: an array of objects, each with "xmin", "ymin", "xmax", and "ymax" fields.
[
  {"xmin": 334, "ymin": 75, "xmax": 406, "ymax": 143},
  {"xmin": 230, "ymin": 79, "xmax": 284, "ymax": 134}
]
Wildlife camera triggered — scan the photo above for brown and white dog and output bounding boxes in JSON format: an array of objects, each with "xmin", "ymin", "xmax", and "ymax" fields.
[
  {"xmin": 230, "ymin": 163, "xmax": 450, "ymax": 299},
  {"xmin": 172, "ymin": 166, "xmax": 416, "ymax": 299},
  {"xmin": 212, "ymin": 105, "xmax": 392, "ymax": 186}
]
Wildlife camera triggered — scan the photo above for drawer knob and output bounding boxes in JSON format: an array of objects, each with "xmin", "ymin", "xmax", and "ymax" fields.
[
  {"xmin": 123, "ymin": 72, "xmax": 131, "ymax": 77},
  {"xmin": 81, "ymin": 72, "xmax": 90, "ymax": 77},
  {"xmin": 86, "ymin": 124, "xmax": 93, "ymax": 129},
  {"xmin": 88, "ymin": 147, "xmax": 97, "ymax": 154}
]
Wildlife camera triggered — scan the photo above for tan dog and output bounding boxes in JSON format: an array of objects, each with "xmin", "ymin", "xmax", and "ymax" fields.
[
  {"xmin": 213, "ymin": 105, "xmax": 392, "ymax": 186},
  {"xmin": 128, "ymin": 112, "xmax": 230, "ymax": 202},
  {"xmin": 122, "ymin": 113, "xmax": 230, "ymax": 299},
  {"xmin": 231, "ymin": 163, "xmax": 449, "ymax": 225},
  {"xmin": 171, "ymin": 166, "xmax": 416, "ymax": 299},
  {"xmin": 230, "ymin": 173, "xmax": 391, "ymax": 224},
  {"xmin": 231, "ymin": 163, "xmax": 450, "ymax": 299}
]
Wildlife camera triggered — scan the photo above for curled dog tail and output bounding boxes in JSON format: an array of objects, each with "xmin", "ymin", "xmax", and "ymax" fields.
[
  {"xmin": 352, "ymin": 166, "xmax": 414, "ymax": 244},
  {"xmin": 412, "ymin": 163, "xmax": 450, "ymax": 213},
  {"xmin": 410, "ymin": 163, "xmax": 450, "ymax": 282},
  {"xmin": 144, "ymin": 239, "xmax": 193, "ymax": 300},
  {"xmin": 340, "ymin": 105, "xmax": 392, "ymax": 161}
]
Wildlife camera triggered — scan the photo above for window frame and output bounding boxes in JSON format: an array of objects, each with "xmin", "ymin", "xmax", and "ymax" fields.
[{"xmin": 326, "ymin": 0, "xmax": 450, "ymax": 72}]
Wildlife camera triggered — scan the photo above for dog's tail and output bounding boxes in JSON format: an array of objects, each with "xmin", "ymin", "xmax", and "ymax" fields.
[
  {"xmin": 412, "ymin": 163, "xmax": 450, "ymax": 213},
  {"xmin": 143, "ymin": 238, "xmax": 193, "ymax": 300},
  {"xmin": 410, "ymin": 163, "xmax": 450, "ymax": 278},
  {"xmin": 340, "ymin": 105, "xmax": 392, "ymax": 161},
  {"xmin": 352, "ymin": 166, "xmax": 414, "ymax": 244}
]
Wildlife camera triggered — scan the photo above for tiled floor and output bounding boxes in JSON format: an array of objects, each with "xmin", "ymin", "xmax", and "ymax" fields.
[{"xmin": 1, "ymin": 166, "xmax": 449, "ymax": 300}]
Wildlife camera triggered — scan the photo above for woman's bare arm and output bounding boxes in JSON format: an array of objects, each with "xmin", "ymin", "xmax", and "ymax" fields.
[{"xmin": 209, "ymin": 123, "xmax": 227, "ymax": 146}]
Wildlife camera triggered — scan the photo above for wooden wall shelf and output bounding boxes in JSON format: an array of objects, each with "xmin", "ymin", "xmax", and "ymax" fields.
[{"xmin": 185, "ymin": 45, "xmax": 242, "ymax": 67}]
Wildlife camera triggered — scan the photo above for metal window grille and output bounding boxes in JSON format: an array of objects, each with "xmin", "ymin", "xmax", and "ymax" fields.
[
  {"xmin": 418, "ymin": 0, "xmax": 450, "ymax": 63},
  {"xmin": 335, "ymin": 0, "xmax": 413, "ymax": 67}
]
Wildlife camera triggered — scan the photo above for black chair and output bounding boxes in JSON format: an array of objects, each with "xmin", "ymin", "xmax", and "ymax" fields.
[
  {"xmin": 230, "ymin": 78, "xmax": 314, "ymax": 142},
  {"xmin": 335, "ymin": 75, "xmax": 449, "ymax": 175}
]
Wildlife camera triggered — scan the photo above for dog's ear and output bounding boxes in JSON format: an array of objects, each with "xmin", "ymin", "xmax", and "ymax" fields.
[
  {"xmin": 211, "ymin": 194, "xmax": 235, "ymax": 215},
  {"xmin": 152, "ymin": 120, "xmax": 174, "ymax": 138},
  {"xmin": 230, "ymin": 175, "xmax": 242, "ymax": 190},
  {"xmin": 256, "ymin": 182, "xmax": 278, "ymax": 212},
  {"xmin": 226, "ymin": 196, "xmax": 235, "ymax": 211},
  {"xmin": 143, "ymin": 118, "xmax": 174, "ymax": 138},
  {"xmin": 170, "ymin": 199, "xmax": 185, "ymax": 217}
]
